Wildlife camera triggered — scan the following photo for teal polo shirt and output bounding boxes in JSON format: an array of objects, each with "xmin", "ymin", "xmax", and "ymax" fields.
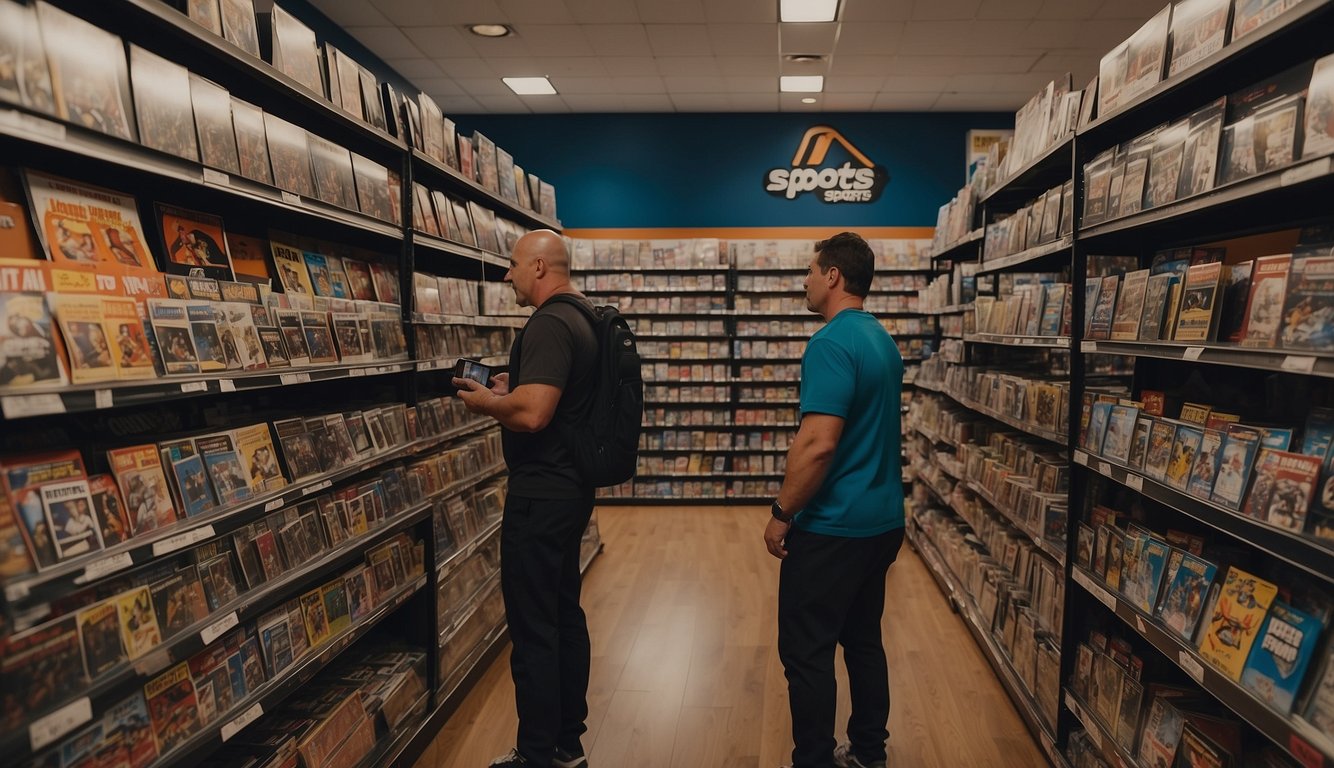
[{"xmin": 794, "ymin": 308, "xmax": 905, "ymax": 537}]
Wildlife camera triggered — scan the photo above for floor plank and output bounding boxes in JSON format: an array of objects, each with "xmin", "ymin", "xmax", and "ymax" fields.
[{"xmin": 413, "ymin": 506, "xmax": 1046, "ymax": 768}]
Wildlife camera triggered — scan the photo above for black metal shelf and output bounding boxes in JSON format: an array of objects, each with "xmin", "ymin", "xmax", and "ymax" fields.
[
  {"xmin": 1079, "ymin": 340, "xmax": 1334, "ymax": 379},
  {"xmin": 737, "ymin": 266, "xmax": 935, "ymax": 274},
  {"xmin": 933, "ymin": 385, "xmax": 1067, "ymax": 448},
  {"xmin": 634, "ymin": 470, "xmax": 784, "ymax": 479},
  {"xmin": 965, "ymin": 479, "xmax": 1066, "ymax": 567},
  {"xmin": 975, "ymin": 236, "xmax": 1072, "ymax": 276},
  {"xmin": 413, "ymin": 231, "xmax": 507, "ymax": 268},
  {"xmin": 920, "ymin": 304, "xmax": 972, "ymax": 316},
  {"xmin": 641, "ymin": 357, "xmax": 730, "ymax": 363},
  {"xmin": 1077, "ymin": 0, "xmax": 1334, "ymax": 147},
  {"xmin": 0, "ymin": 361, "xmax": 416, "ymax": 421},
  {"xmin": 1063, "ymin": 689, "xmax": 1144, "ymax": 768},
  {"xmin": 411, "ymin": 313, "xmax": 527, "ymax": 328},
  {"xmin": 966, "ymin": 334, "xmax": 1071, "ymax": 350},
  {"xmin": 1, "ymin": 419, "xmax": 496, "ymax": 610},
  {"xmin": 644, "ymin": 400, "xmax": 735, "ymax": 408},
  {"xmin": 929, "ymin": 228, "xmax": 984, "ymax": 264},
  {"xmin": 733, "ymin": 356, "xmax": 803, "ymax": 363},
  {"xmin": 1076, "ymin": 152, "xmax": 1334, "ymax": 248},
  {"xmin": 585, "ymin": 288, "xmax": 728, "ymax": 296},
  {"xmin": 410, "ymin": 150, "xmax": 561, "ymax": 232},
  {"xmin": 1073, "ymin": 450, "xmax": 1334, "ymax": 585},
  {"xmin": 912, "ymin": 423, "xmax": 960, "ymax": 448},
  {"xmin": 639, "ymin": 446, "xmax": 788, "ymax": 454},
  {"xmin": 979, "ymin": 136, "xmax": 1073, "ymax": 209},
  {"xmin": 1070, "ymin": 566, "xmax": 1334, "ymax": 767},
  {"xmin": 577, "ymin": 265, "xmax": 731, "ymax": 273}
]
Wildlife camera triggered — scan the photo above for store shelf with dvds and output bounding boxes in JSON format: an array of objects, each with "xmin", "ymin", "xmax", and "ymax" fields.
[
  {"xmin": 409, "ymin": 149, "xmax": 561, "ymax": 233},
  {"xmin": 929, "ymin": 228, "xmax": 984, "ymax": 265},
  {"xmin": 1078, "ymin": 339, "xmax": 1334, "ymax": 378},
  {"xmin": 979, "ymin": 136, "xmax": 1074, "ymax": 209},
  {"xmin": 965, "ymin": 334, "xmax": 1071, "ymax": 350},
  {"xmin": 975, "ymin": 236, "xmax": 1073, "ymax": 276},
  {"xmin": 1062, "ymin": 689, "xmax": 1144, "ymax": 768},
  {"xmin": 412, "ymin": 232, "xmax": 508, "ymax": 268}
]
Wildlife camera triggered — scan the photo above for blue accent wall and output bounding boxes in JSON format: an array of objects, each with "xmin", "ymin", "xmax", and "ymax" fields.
[{"xmin": 456, "ymin": 112, "xmax": 1011, "ymax": 229}]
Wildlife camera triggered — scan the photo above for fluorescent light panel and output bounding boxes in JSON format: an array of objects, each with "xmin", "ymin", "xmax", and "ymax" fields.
[
  {"xmin": 503, "ymin": 76, "xmax": 557, "ymax": 95},
  {"xmin": 781, "ymin": 75, "xmax": 824, "ymax": 92},
  {"xmin": 780, "ymin": 0, "xmax": 838, "ymax": 22}
]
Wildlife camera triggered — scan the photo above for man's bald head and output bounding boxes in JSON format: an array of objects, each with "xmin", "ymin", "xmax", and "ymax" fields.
[
  {"xmin": 506, "ymin": 229, "xmax": 576, "ymax": 308},
  {"xmin": 515, "ymin": 229, "xmax": 569, "ymax": 272}
]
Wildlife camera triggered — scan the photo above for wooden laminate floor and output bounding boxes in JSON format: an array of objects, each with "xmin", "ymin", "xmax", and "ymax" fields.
[{"xmin": 412, "ymin": 506, "xmax": 1044, "ymax": 768}]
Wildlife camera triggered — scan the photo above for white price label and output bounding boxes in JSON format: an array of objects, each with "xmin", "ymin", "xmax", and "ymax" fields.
[
  {"xmin": 348, "ymin": 367, "xmax": 366, "ymax": 377},
  {"xmin": 2, "ymin": 393, "xmax": 66, "ymax": 418},
  {"xmin": 1085, "ymin": 721, "xmax": 1103, "ymax": 750},
  {"xmin": 151, "ymin": 524, "xmax": 216, "ymax": 556},
  {"xmin": 180, "ymin": 380, "xmax": 209, "ymax": 393},
  {"xmin": 201, "ymin": 611, "xmax": 239, "ymax": 645},
  {"xmin": 301, "ymin": 479, "xmax": 333, "ymax": 495},
  {"xmin": 280, "ymin": 372, "xmax": 312, "ymax": 385},
  {"xmin": 1123, "ymin": 474, "xmax": 1143, "ymax": 492},
  {"xmin": 202, "ymin": 168, "xmax": 230, "ymax": 186},
  {"xmin": 219, "ymin": 379, "xmax": 236, "ymax": 392},
  {"xmin": 1179, "ymin": 651, "xmax": 1205, "ymax": 683},
  {"xmin": 132, "ymin": 647, "xmax": 171, "ymax": 676},
  {"xmin": 1282, "ymin": 355, "xmax": 1318, "ymax": 373},
  {"xmin": 1081, "ymin": 341, "xmax": 1097, "ymax": 353},
  {"xmin": 281, "ymin": 190, "xmax": 301, "ymax": 205},
  {"xmin": 1281, "ymin": 156, "xmax": 1331, "ymax": 186},
  {"xmin": 1183, "ymin": 347, "xmax": 1205, "ymax": 360},
  {"xmin": 29, "ymin": 697, "xmax": 92, "ymax": 750},
  {"xmin": 1098, "ymin": 461, "xmax": 1113, "ymax": 476},
  {"xmin": 221, "ymin": 702, "xmax": 264, "ymax": 742},
  {"xmin": 4, "ymin": 581, "xmax": 29, "ymax": 601},
  {"xmin": 264, "ymin": 497, "xmax": 285, "ymax": 513},
  {"xmin": 1095, "ymin": 583, "xmax": 1117, "ymax": 611},
  {"xmin": 1136, "ymin": 616, "xmax": 1147, "ymax": 634},
  {"xmin": 94, "ymin": 389, "xmax": 114, "ymax": 409},
  {"xmin": 1021, "ymin": 337, "xmax": 1034, "ymax": 345},
  {"xmin": 77, "ymin": 551, "xmax": 134, "ymax": 583},
  {"xmin": 1074, "ymin": 451, "xmax": 1089, "ymax": 466}
]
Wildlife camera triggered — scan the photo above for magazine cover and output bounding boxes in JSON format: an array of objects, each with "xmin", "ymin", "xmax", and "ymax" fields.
[
  {"xmin": 1246, "ymin": 449, "xmax": 1322, "ymax": 531},
  {"xmin": 257, "ymin": 609, "xmax": 294, "ymax": 676},
  {"xmin": 36, "ymin": 1, "xmax": 135, "ymax": 141},
  {"xmin": 1198, "ymin": 566, "xmax": 1279, "ymax": 681},
  {"xmin": 302, "ymin": 251, "xmax": 336, "ymax": 297},
  {"xmin": 100, "ymin": 690, "xmax": 159, "ymax": 768},
  {"xmin": 50, "ymin": 293, "xmax": 116, "ymax": 384},
  {"xmin": 252, "ymin": 525, "xmax": 284, "ymax": 579},
  {"xmin": 117, "ymin": 585, "xmax": 163, "ymax": 659},
  {"xmin": 146, "ymin": 298, "xmax": 199, "ymax": 374},
  {"xmin": 235, "ymin": 422, "xmax": 285, "ymax": 492},
  {"xmin": 275, "ymin": 309, "xmax": 310, "ymax": 366},
  {"xmin": 539, "ymin": 180, "xmax": 557, "ymax": 219},
  {"xmin": 218, "ymin": 0, "xmax": 260, "ymax": 56},
  {"xmin": 157, "ymin": 204, "xmax": 235, "ymax": 281},
  {"xmin": 1127, "ymin": 416, "xmax": 1154, "ymax": 469},
  {"xmin": 1173, "ymin": 261, "xmax": 1226, "ymax": 341},
  {"xmin": 496, "ymin": 146, "xmax": 518, "ymax": 202},
  {"xmin": 1169, "ymin": 0, "xmax": 1232, "ymax": 75},
  {"xmin": 101, "ymin": 296, "xmax": 156, "ymax": 381},
  {"xmin": 0, "ymin": 614, "xmax": 83, "ymax": 731},
  {"xmin": 1137, "ymin": 273, "xmax": 1175, "ymax": 340},
  {"xmin": 1102, "ymin": 404, "xmax": 1139, "ymax": 463},
  {"xmin": 149, "ymin": 569, "xmax": 207, "ymax": 637},
  {"xmin": 170, "ymin": 453, "xmax": 216, "ymax": 518},
  {"xmin": 129, "ymin": 45, "xmax": 198, "ymax": 162},
  {"xmin": 1157, "ymin": 552, "xmax": 1217, "ymax": 640},
  {"xmin": 1165, "ymin": 426, "xmax": 1204, "ymax": 491},
  {"xmin": 351, "ymin": 153, "xmax": 393, "ymax": 223},
  {"xmin": 263, "ymin": 112, "xmax": 316, "ymax": 198},
  {"xmin": 3, "ymin": 449, "xmax": 84, "ymax": 570},
  {"xmin": 1240, "ymin": 600, "xmax": 1322, "ymax": 713},
  {"xmin": 1186, "ymin": 428, "xmax": 1225, "ymax": 499},
  {"xmin": 24, "ymin": 170, "xmax": 153, "ymax": 268},
  {"xmin": 108, "ymin": 444, "xmax": 179, "ymax": 534},
  {"xmin": 0, "ymin": 290, "xmax": 67, "ymax": 388},
  {"xmin": 1144, "ymin": 420, "xmax": 1179, "ymax": 482},
  {"xmin": 185, "ymin": 301, "xmax": 228, "ymax": 372},
  {"xmin": 189, "ymin": 74, "xmax": 241, "ymax": 174},
  {"xmin": 474, "ymin": 131, "xmax": 499, "ymax": 193},
  {"xmin": 1138, "ymin": 694, "xmax": 1188, "ymax": 767},
  {"xmin": 144, "ymin": 661, "xmax": 200, "ymax": 753},
  {"xmin": 1306, "ymin": 52, "xmax": 1334, "ymax": 159},
  {"xmin": 1253, "ymin": 95, "xmax": 1302, "ymax": 174},
  {"xmin": 198, "ymin": 552, "xmax": 240, "ymax": 611},
  {"xmin": 1221, "ymin": 117, "xmax": 1259, "ymax": 183},
  {"xmin": 320, "ymin": 580, "xmax": 351, "ymax": 635},
  {"xmin": 269, "ymin": 2, "xmax": 321, "ymax": 93},
  {"xmin": 270, "ymin": 239, "xmax": 314, "ymax": 297},
  {"xmin": 1087, "ymin": 274, "xmax": 1119, "ymax": 340},
  {"xmin": 196, "ymin": 432, "xmax": 252, "ymax": 506},
  {"xmin": 300, "ymin": 310, "xmax": 337, "ymax": 363},
  {"xmin": 1176, "ymin": 97, "xmax": 1227, "ymax": 200},
  {"xmin": 1237, "ymin": 254, "xmax": 1291, "ymax": 347},
  {"xmin": 1278, "ymin": 252, "xmax": 1334, "ymax": 350},
  {"xmin": 77, "ymin": 598, "xmax": 125, "ymax": 678},
  {"xmin": 87, "ymin": 473, "xmax": 131, "ymax": 546},
  {"xmin": 40, "ymin": 477, "xmax": 101, "ymax": 559},
  {"xmin": 0, "ymin": 1, "xmax": 56, "ymax": 115},
  {"xmin": 299, "ymin": 587, "xmax": 331, "ymax": 647},
  {"xmin": 307, "ymin": 134, "xmax": 359, "ymax": 211},
  {"xmin": 229, "ymin": 97, "xmax": 273, "ymax": 185},
  {"xmin": 1110, "ymin": 268, "xmax": 1150, "ymax": 340}
]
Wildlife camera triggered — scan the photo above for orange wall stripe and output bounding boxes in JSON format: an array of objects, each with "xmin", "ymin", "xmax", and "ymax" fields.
[{"xmin": 562, "ymin": 226, "xmax": 935, "ymax": 240}]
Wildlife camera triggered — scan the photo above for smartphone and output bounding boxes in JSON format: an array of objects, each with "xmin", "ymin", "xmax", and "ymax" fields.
[{"xmin": 454, "ymin": 358, "xmax": 492, "ymax": 386}]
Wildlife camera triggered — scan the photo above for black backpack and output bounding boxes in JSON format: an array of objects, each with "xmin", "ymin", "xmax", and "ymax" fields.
[{"xmin": 547, "ymin": 294, "xmax": 644, "ymax": 487}]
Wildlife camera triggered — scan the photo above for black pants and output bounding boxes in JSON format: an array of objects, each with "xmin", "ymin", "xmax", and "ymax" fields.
[
  {"xmin": 502, "ymin": 492, "xmax": 594, "ymax": 765},
  {"xmin": 779, "ymin": 526, "xmax": 905, "ymax": 768}
]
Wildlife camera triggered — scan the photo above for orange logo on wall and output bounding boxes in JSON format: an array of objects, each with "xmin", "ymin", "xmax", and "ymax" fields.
[{"xmin": 765, "ymin": 125, "xmax": 889, "ymax": 203}]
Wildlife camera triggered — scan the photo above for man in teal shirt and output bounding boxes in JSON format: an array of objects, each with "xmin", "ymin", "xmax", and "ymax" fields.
[{"xmin": 764, "ymin": 232, "xmax": 906, "ymax": 768}]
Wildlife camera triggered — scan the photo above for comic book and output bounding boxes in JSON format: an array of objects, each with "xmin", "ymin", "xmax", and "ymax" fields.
[
  {"xmin": 77, "ymin": 598, "xmax": 125, "ymax": 678},
  {"xmin": 235, "ymin": 422, "xmax": 285, "ymax": 493},
  {"xmin": 0, "ymin": 614, "xmax": 83, "ymax": 731},
  {"xmin": 1186, "ymin": 428, "xmax": 1225, "ymax": 499},
  {"xmin": 23, "ymin": 170, "xmax": 152, "ymax": 270},
  {"xmin": 1211, "ymin": 425, "xmax": 1264, "ymax": 510},
  {"xmin": 1087, "ymin": 274, "xmax": 1119, "ymax": 340},
  {"xmin": 1157, "ymin": 552, "xmax": 1218, "ymax": 641},
  {"xmin": 1165, "ymin": 426, "xmax": 1204, "ymax": 491},
  {"xmin": 117, "ymin": 585, "xmax": 163, "ymax": 660},
  {"xmin": 1198, "ymin": 566, "xmax": 1279, "ymax": 680},
  {"xmin": 107, "ymin": 443, "xmax": 179, "ymax": 535},
  {"xmin": 198, "ymin": 552, "xmax": 240, "ymax": 611},
  {"xmin": 1278, "ymin": 251, "xmax": 1334, "ymax": 351},
  {"xmin": 144, "ymin": 661, "xmax": 200, "ymax": 753},
  {"xmin": 87, "ymin": 473, "xmax": 132, "ymax": 547},
  {"xmin": 50, "ymin": 292, "xmax": 117, "ymax": 384},
  {"xmin": 1243, "ymin": 449, "xmax": 1322, "ymax": 531},
  {"xmin": 1110, "ymin": 268, "xmax": 1150, "ymax": 340},
  {"xmin": 1174, "ymin": 261, "xmax": 1226, "ymax": 341},
  {"xmin": 1, "ymin": 449, "xmax": 84, "ymax": 572},
  {"xmin": 0, "ymin": 288, "xmax": 68, "ymax": 389},
  {"xmin": 149, "ymin": 568, "xmax": 207, "ymax": 638},
  {"xmin": 1144, "ymin": 420, "xmax": 1179, "ymax": 482},
  {"xmin": 40, "ymin": 476, "xmax": 101, "ymax": 559}
]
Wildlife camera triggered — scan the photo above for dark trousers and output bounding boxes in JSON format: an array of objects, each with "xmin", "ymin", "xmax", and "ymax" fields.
[
  {"xmin": 779, "ymin": 526, "xmax": 905, "ymax": 768},
  {"xmin": 502, "ymin": 493, "xmax": 594, "ymax": 765}
]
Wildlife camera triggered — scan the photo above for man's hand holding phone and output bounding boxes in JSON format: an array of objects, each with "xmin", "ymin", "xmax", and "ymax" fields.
[{"xmin": 452, "ymin": 359, "xmax": 509, "ymax": 414}]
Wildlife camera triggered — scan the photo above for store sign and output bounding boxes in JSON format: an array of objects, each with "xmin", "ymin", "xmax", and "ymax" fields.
[{"xmin": 764, "ymin": 125, "xmax": 890, "ymax": 203}]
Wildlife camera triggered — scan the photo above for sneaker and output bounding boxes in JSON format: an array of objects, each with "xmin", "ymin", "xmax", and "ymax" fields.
[
  {"xmin": 833, "ymin": 743, "xmax": 886, "ymax": 768},
  {"xmin": 489, "ymin": 749, "xmax": 529, "ymax": 767},
  {"xmin": 554, "ymin": 748, "xmax": 589, "ymax": 768}
]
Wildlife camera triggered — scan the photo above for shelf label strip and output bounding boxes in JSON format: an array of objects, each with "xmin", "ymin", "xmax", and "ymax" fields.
[
  {"xmin": 1183, "ymin": 346, "xmax": 1205, "ymax": 360},
  {"xmin": 151, "ymin": 524, "xmax": 216, "ymax": 557},
  {"xmin": 201, "ymin": 611, "xmax": 240, "ymax": 646},
  {"xmin": 94, "ymin": 389, "xmax": 113, "ymax": 409},
  {"xmin": 29, "ymin": 697, "xmax": 92, "ymax": 751},
  {"xmin": 1126, "ymin": 474, "xmax": 1144, "ymax": 492},
  {"xmin": 1178, "ymin": 651, "xmax": 1205, "ymax": 684},
  {"xmin": 221, "ymin": 702, "xmax": 264, "ymax": 742},
  {"xmin": 76, "ymin": 551, "xmax": 135, "ymax": 584},
  {"xmin": 2, "ymin": 393, "xmax": 66, "ymax": 419},
  {"xmin": 1283, "ymin": 355, "xmax": 1318, "ymax": 373}
]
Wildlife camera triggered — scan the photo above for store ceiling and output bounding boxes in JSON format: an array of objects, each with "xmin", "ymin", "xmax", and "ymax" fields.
[{"xmin": 307, "ymin": 0, "xmax": 1172, "ymax": 114}]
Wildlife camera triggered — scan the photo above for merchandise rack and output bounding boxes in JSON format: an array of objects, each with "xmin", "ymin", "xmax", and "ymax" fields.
[
  {"xmin": 929, "ymin": 228, "xmax": 984, "ymax": 266},
  {"xmin": 979, "ymin": 136, "xmax": 1074, "ymax": 209},
  {"xmin": 1063, "ymin": 689, "xmax": 1143, "ymax": 768},
  {"xmin": 965, "ymin": 334, "xmax": 1071, "ymax": 350},
  {"xmin": 975, "ymin": 236, "xmax": 1073, "ymax": 276},
  {"xmin": 1078, "ymin": 340, "xmax": 1334, "ymax": 378}
]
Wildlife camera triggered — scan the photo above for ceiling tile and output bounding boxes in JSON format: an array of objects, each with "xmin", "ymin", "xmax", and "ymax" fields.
[
  {"xmin": 826, "ymin": 75, "xmax": 886, "ymax": 93},
  {"xmin": 842, "ymin": 0, "xmax": 913, "ymax": 21},
  {"xmin": 977, "ymin": 0, "xmax": 1045, "ymax": 18},
  {"xmin": 888, "ymin": 54, "xmax": 1040, "ymax": 75},
  {"xmin": 948, "ymin": 72, "xmax": 1065, "ymax": 93},
  {"xmin": 722, "ymin": 75, "xmax": 777, "ymax": 92},
  {"xmin": 821, "ymin": 93, "xmax": 879, "ymax": 110},
  {"xmin": 730, "ymin": 92, "xmax": 781, "ymax": 110},
  {"xmin": 466, "ymin": 33, "xmax": 533, "ymax": 57},
  {"xmin": 670, "ymin": 93, "xmax": 733, "ymax": 110},
  {"xmin": 486, "ymin": 58, "xmax": 546, "ymax": 76},
  {"xmin": 645, "ymin": 24, "xmax": 714, "ymax": 56},
  {"xmin": 708, "ymin": 23, "xmax": 779, "ymax": 56},
  {"xmin": 655, "ymin": 57, "xmax": 721, "ymax": 76},
  {"xmin": 620, "ymin": 94, "xmax": 676, "ymax": 110},
  {"xmin": 716, "ymin": 56, "xmax": 779, "ymax": 76},
  {"xmin": 533, "ymin": 56, "xmax": 609, "ymax": 76},
  {"xmin": 402, "ymin": 26, "xmax": 474, "ymax": 57},
  {"xmin": 438, "ymin": 95, "xmax": 484, "ymax": 112},
  {"xmin": 584, "ymin": 24, "xmax": 652, "ymax": 56},
  {"xmin": 705, "ymin": 0, "xmax": 775, "ymax": 22},
  {"xmin": 526, "ymin": 99, "xmax": 573, "ymax": 113},
  {"xmin": 344, "ymin": 26, "xmax": 425, "ymax": 58},
  {"xmin": 910, "ymin": 0, "xmax": 982, "ymax": 20},
  {"xmin": 512, "ymin": 24, "xmax": 594, "ymax": 57},
  {"xmin": 552, "ymin": 77, "xmax": 620, "ymax": 95},
  {"xmin": 1095, "ymin": 0, "xmax": 1173, "ymax": 19},
  {"xmin": 933, "ymin": 91, "xmax": 1031, "ymax": 110},
  {"xmin": 474, "ymin": 94, "xmax": 535, "ymax": 112},
  {"xmin": 413, "ymin": 77, "xmax": 466, "ymax": 96},
  {"xmin": 433, "ymin": 57, "xmax": 499, "ymax": 78},
  {"xmin": 636, "ymin": 0, "xmax": 707, "ymax": 24},
  {"xmin": 561, "ymin": 94, "xmax": 624, "ymax": 110},
  {"xmin": 497, "ymin": 0, "xmax": 575, "ymax": 24},
  {"xmin": 563, "ymin": 0, "xmax": 641, "ymax": 23},
  {"xmin": 1035, "ymin": 0, "xmax": 1102, "ymax": 18},
  {"xmin": 611, "ymin": 76, "xmax": 669, "ymax": 93},
  {"xmin": 826, "ymin": 55, "xmax": 896, "ymax": 76},
  {"xmin": 384, "ymin": 58, "xmax": 447, "ymax": 79},
  {"xmin": 833, "ymin": 22, "xmax": 906, "ymax": 56},
  {"xmin": 872, "ymin": 92, "xmax": 940, "ymax": 109},
  {"xmin": 455, "ymin": 77, "xmax": 516, "ymax": 96},
  {"xmin": 598, "ymin": 56, "xmax": 662, "ymax": 75},
  {"xmin": 779, "ymin": 22, "xmax": 838, "ymax": 53},
  {"xmin": 307, "ymin": 0, "xmax": 393, "ymax": 27},
  {"xmin": 898, "ymin": 20, "xmax": 1032, "ymax": 55},
  {"xmin": 881, "ymin": 74, "xmax": 952, "ymax": 92},
  {"xmin": 370, "ymin": 0, "xmax": 506, "ymax": 26},
  {"xmin": 663, "ymin": 76, "xmax": 731, "ymax": 93}
]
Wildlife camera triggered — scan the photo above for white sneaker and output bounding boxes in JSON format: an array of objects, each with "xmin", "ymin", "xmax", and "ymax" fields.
[
  {"xmin": 554, "ymin": 749, "xmax": 589, "ymax": 768},
  {"xmin": 834, "ymin": 743, "xmax": 886, "ymax": 768}
]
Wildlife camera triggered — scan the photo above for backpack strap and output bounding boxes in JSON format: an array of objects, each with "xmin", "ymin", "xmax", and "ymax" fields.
[{"xmin": 543, "ymin": 292, "xmax": 598, "ymax": 326}]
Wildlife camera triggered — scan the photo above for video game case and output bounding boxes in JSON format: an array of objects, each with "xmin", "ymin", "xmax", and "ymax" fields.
[
  {"xmin": 1198, "ymin": 566, "xmax": 1278, "ymax": 680},
  {"xmin": 144, "ymin": 660, "xmax": 201, "ymax": 754},
  {"xmin": 1173, "ymin": 261, "xmax": 1226, "ymax": 341},
  {"xmin": 0, "ymin": 613, "xmax": 84, "ymax": 731}
]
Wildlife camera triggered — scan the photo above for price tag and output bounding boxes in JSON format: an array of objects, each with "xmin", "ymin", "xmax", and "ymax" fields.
[
  {"xmin": 28, "ymin": 697, "xmax": 92, "ymax": 751},
  {"xmin": 1282, "ymin": 355, "xmax": 1318, "ymax": 373},
  {"xmin": 1098, "ymin": 461, "xmax": 1112, "ymax": 476},
  {"xmin": 1178, "ymin": 651, "xmax": 1205, "ymax": 684},
  {"xmin": 1183, "ymin": 346, "xmax": 1205, "ymax": 360},
  {"xmin": 264, "ymin": 497, "xmax": 285, "ymax": 513},
  {"xmin": 2, "ymin": 393, "xmax": 65, "ymax": 418},
  {"xmin": 1074, "ymin": 451, "xmax": 1089, "ymax": 466},
  {"xmin": 180, "ymin": 380, "xmax": 209, "ymax": 393},
  {"xmin": 280, "ymin": 372, "xmax": 312, "ymax": 385},
  {"xmin": 201, "ymin": 611, "xmax": 240, "ymax": 645},
  {"xmin": 202, "ymin": 168, "xmax": 230, "ymax": 186},
  {"xmin": 1126, "ymin": 474, "xmax": 1144, "ymax": 492},
  {"xmin": 132, "ymin": 647, "xmax": 171, "ymax": 676},
  {"xmin": 77, "ymin": 551, "xmax": 134, "ymax": 583},
  {"xmin": 281, "ymin": 190, "xmax": 301, "ymax": 205},
  {"xmin": 1095, "ymin": 583, "xmax": 1117, "ymax": 610},
  {"xmin": 151, "ymin": 524, "xmax": 216, "ymax": 556},
  {"xmin": 1136, "ymin": 616, "xmax": 1147, "ymax": 634},
  {"xmin": 1021, "ymin": 337, "xmax": 1035, "ymax": 345},
  {"xmin": 221, "ymin": 702, "xmax": 264, "ymax": 742},
  {"xmin": 302, "ymin": 479, "xmax": 333, "ymax": 495},
  {"xmin": 1281, "ymin": 156, "xmax": 1331, "ymax": 187},
  {"xmin": 4, "ymin": 581, "xmax": 29, "ymax": 601},
  {"xmin": 219, "ymin": 379, "xmax": 236, "ymax": 392},
  {"xmin": 348, "ymin": 367, "xmax": 366, "ymax": 377},
  {"xmin": 94, "ymin": 389, "xmax": 114, "ymax": 409},
  {"xmin": 1081, "ymin": 341, "xmax": 1097, "ymax": 353}
]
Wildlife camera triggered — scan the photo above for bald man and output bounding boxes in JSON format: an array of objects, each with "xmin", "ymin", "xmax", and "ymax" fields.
[{"xmin": 455, "ymin": 230, "xmax": 597, "ymax": 768}]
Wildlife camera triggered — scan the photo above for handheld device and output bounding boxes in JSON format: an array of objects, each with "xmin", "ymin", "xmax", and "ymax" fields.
[{"xmin": 453, "ymin": 358, "xmax": 493, "ymax": 386}]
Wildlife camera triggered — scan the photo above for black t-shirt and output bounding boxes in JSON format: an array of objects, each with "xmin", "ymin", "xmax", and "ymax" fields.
[{"xmin": 502, "ymin": 294, "xmax": 598, "ymax": 498}]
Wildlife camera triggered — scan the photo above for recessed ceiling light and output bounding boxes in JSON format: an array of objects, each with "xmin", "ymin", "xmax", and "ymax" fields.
[
  {"xmin": 780, "ymin": 0, "xmax": 839, "ymax": 22},
  {"xmin": 801, "ymin": 97, "xmax": 817, "ymax": 104},
  {"xmin": 780, "ymin": 75, "xmax": 824, "ymax": 93},
  {"xmin": 469, "ymin": 23, "xmax": 512, "ymax": 37},
  {"xmin": 503, "ymin": 76, "xmax": 557, "ymax": 95},
  {"xmin": 784, "ymin": 54, "xmax": 826, "ymax": 64}
]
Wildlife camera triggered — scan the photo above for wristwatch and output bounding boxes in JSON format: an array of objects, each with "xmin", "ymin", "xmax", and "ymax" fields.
[{"xmin": 771, "ymin": 499, "xmax": 794, "ymax": 523}]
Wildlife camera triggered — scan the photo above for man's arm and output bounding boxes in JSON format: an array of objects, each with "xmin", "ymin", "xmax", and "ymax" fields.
[
  {"xmin": 764, "ymin": 412, "xmax": 843, "ymax": 558},
  {"xmin": 454, "ymin": 377, "xmax": 561, "ymax": 433}
]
